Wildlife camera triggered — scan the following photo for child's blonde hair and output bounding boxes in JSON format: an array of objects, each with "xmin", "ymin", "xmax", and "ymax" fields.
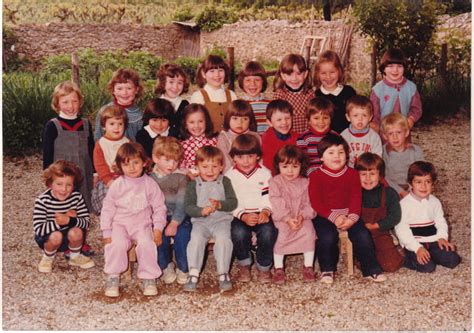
[
  {"xmin": 223, "ymin": 100, "xmax": 257, "ymax": 132},
  {"xmin": 107, "ymin": 68, "xmax": 144, "ymax": 100},
  {"xmin": 43, "ymin": 160, "xmax": 83, "ymax": 188},
  {"xmin": 380, "ymin": 112, "xmax": 409, "ymax": 134},
  {"xmin": 152, "ymin": 136, "xmax": 184, "ymax": 162},
  {"xmin": 196, "ymin": 55, "xmax": 230, "ymax": 88},
  {"xmin": 155, "ymin": 63, "xmax": 189, "ymax": 95},
  {"xmin": 51, "ymin": 81, "xmax": 84, "ymax": 113},
  {"xmin": 195, "ymin": 146, "xmax": 224, "ymax": 166},
  {"xmin": 346, "ymin": 95, "xmax": 373, "ymax": 116},
  {"xmin": 306, "ymin": 97, "xmax": 334, "ymax": 120},
  {"xmin": 273, "ymin": 145, "xmax": 308, "ymax": 177},
  {"xmin": 313, "ymin": 50, "xmax": 345, "ymax": 89},
  {"xmin": 100, "ymin": 105, "xmax": 128, "ymax": 129},
  {"xmin": 114, "ymin": 142, "xmax": 152, "ymax": 175},
  {"xmin": 273, "ymin": 53, "xmax": 312, "ymax": 92}
]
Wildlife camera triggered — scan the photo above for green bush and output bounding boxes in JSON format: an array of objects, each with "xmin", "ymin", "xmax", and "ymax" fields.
[
  {"xmin": 195, "ymin": 5, "xmax": 238, "ymax": 32},
  {"xmin": 175, "ymin": 56, "xmax": 201, "ymax": 84},
  {"xmin": 172, "ymin": 4, "xmax": 195, "ymax": 21}
]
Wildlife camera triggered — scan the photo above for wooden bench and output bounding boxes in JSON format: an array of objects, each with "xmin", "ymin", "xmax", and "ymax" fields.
[{"xmin": 339, "ymin": 230, "xmax": 354, "ymax": 275}]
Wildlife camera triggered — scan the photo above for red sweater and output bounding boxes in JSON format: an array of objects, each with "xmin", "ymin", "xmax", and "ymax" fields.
[
  {"xmin": 261, "ymin": 128, "xmax": 298, "ymax": 175},
  {"xmin": 308, "ymin": 164, "xmax": 361, "ymax": 223}
]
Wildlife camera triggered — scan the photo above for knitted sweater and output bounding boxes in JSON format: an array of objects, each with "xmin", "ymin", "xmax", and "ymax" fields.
[
  {"xmin": 341, "ymin": 126, "xmax": 383, "ymax": 168},
  {"xmin": 179, "ymin": 135, "xmax": 218, "ymax": 170},
  {"xmin": 93, "ymin": 136, "xmax": 130, "ymax": 184},
  {"xmin": 315, "ymin": 85, "xmax": 356, "ymax": 133},
  {"xmin": 362, "ymin": 184, "xmax": 401, "ymax": 231},
  {"xmin": 273, "ymin": 87, "xmax": 315, "ymax": 134},
  {"xmin": 297, "ymin": 127, "xmax": 338, "ymax": 175},
  {"xmin": 150, "ymin": 172, "xmax": 188, "ymax": 224},
  {"xmin": 242, "ymin": 94, "xmax": 271, "ymax": 134},
  {"xmin": 261, "ymin": 127, "xmax": 298, "ymax": 175},
  {"xmin": 94, "ymin": 101, "xmax": 143, "ymax": 142}
]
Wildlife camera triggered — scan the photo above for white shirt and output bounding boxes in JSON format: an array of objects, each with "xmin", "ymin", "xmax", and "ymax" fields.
[{"xmin": 190, "ymin": 84, "xmax": 237, "ymax": 104}]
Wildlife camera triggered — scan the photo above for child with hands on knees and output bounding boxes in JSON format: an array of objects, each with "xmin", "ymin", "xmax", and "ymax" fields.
[
  {"xmin": 33, "ymin": 160, "xmax": 95, "ymax": 273},
  {"xmin": 273, "ymin": 54, "xmax": 314, "ymax": 134},
  {"xmin": 183, "ymin": 146, "xmax": 238, "ymax": 292},
  {"xmin": 225, "ymin": 134, "xmax": 278, "ymax": 283},
  {"xmin": 314, "ymin": 50, "xmax": 356, "ymax": 134},
  {"xmin": 269, "ymin": 145, "xmax": 317, "ymax": 284},
  {"xmin": 94, "ymin": 68, "xmax": 144, "ymax": 141},
  {"xmin": 309, "ymin": 133, "xmax": 385, "ymax": 284},
  {"xmin": 150, "ymin": 137, "xmax": 191, "ymax": 285},
  {"xmin": 101, "ymin": 143, "xmax": 167, "ymax": 298},
  {"xmin": 395, "ymin": 161, "xmax": 461, "ymax": 273}
]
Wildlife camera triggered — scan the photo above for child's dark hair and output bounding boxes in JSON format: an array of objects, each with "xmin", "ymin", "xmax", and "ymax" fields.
[
  {"xmin": 355, "ymin": 152, "xmax": 385, "ymax": 178},
  {"xmin": 180, "ymin": 103, "xmax": 216, "ymax": 139},
  {"xmin": 142, "ymin": 98, "xmax": 174, "ymax": 125},
  {"xmin": 313, "ymin": 50, "xmax": 345, "ymax": 89},
  {"xmin": 196, "ymin": 55, "xmax": 230, "ymax": 88},
  {"xmin": 107, "ymin": 68, "xmax": 144, "ymax": 100},
  {"xmin": 379, "ymin": 48, "xmax": 407, "ymax": 75},
  {"xmin": 114, "ymin": 142, "xmax": 152, "ymax": 175},
  {"xmin": 317, "ymin": 133, "xmax": 349, "ymax": 159},
  {"xmin": 100, "ymin": 105, "xmax": 128, "ymax": 129},
  {"xmin": 155, "ymin": 63, "xmax": 189, "ymax": 95},
  {"xmin": 43, "ymin": 160, "xmax": 83, "ymax": 188},
  {"xmin": 229, "ymin": 133, "xmax": 262, "ymax": 158},
  {"xmin": 238, "ymin": 61, "xmax": 268, "ymax": 93},
  {"xmin": 266, "ymin": 99, "xmax": 293, "ymax": 120},
  {"xmin": 273, "ymin": 145, "xmax": 308, "ymax": 177},
  {"xmin": 346, "ymin": 95, "xmax": 373, "ymax": 116},
  {"xmin": 223, "ymin": 99, "xmax": 257, "ymax": 132},
  {"xmin": 273, "ymin": 53, "xmax": 311, "ymax": 91},
  {"xmin": 195, "ymin": 146, "xmax": 224, "ymax": 166},
  {"xmin": 306, "ymin": 96, "xmax": 334, "ymax": 120},
  {"xmin": 407, "ymin": 161, "xmax": 437, "ymax": 184}
]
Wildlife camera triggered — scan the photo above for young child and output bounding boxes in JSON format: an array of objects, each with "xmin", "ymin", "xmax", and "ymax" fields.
[
  {"xmin": 273, "ymin": 54, "xmax": 314, "ymax": 134},
  {"xmin": 395, "ymin": 161, "xmax": 461, "ymax": 273},
  {"xmin": 101, "ymin": 142, "xmax": 167, "ymax": 297},
  {"xmin": 33, "ymin": 160, "xmax": 95, "ymax": 273},
  {"xmin": 91, "ymin": 106, "xmax": 130, "ymax": 215},
  {"xmin": 155, "ymin": 63, "xmax": 190, "ymax": 137},
  {"xmin": 314, "ymin": 50, "xmax": 356, "ymax": 134},
  {"xmin": 43, "ymin": 81, "xmax": 94, "ymax": 212},
  {"xmin": 341, "ymin": 95, "xmax": 383, "ymax": 168},
  {"xmin": 190, "ymin": 55, "xmax": 237, "ymax": 131},
  {"xmin": 296, "ymin": 96, "xmax": 338, "ymax": 175},
  {"xmin": 370, "ymin": 48, "xmax": 422, "ymax": 132},
  {"xmin": 269, "ymin": 145, "xmax": 317, "ymax": 284},
  {"xmin": 136, "ymin": 98, "xmax": 176, "ymax": 158},
  {"xmin": 381, "ymin": 113, "xmax": 424, "ymax": 198},
  {"xmin": 225, "ymin": 134, "xmax": 277, "ymax": 283},
  {"xmin": 216, "ymin": 99, "xmax": 260, "ymax": 172},
  {"xmin": 238, "ymin": 61, "xmax": 272, "ymax": 134},
  {"xmin": 261, "ymin": 99, "xmax": 299, "ymax": 174},
  {"xmin": 150, "ymin": 137, "xmax": 191, "ymax": 285},
  {"xmin": 94, "ymin": 68, "xmax": 144, "ymax": 141},
  {"xmin": 355, "ymin": 153, "xmax": 404, "ymax": 272},
  {"xmin": 183, "ymin": 146, "xmax": 238, "ymax": 292},
  {"xmin": 308, "ymin": 133, "xmax": 385, "ymax": 284},
  {"xmin": 179, "ymin": 103, "xmax": 218, "ymax": 178}
]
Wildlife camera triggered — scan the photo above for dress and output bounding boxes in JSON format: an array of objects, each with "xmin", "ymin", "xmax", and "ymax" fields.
[
  {"xmin": 315, "ymin": 85, "xmax": 356, "ymax": 133},
  {"xmin": 273, "ymin": 87, "xmax": 315, "ymax": 134},
  {"xmin": 179, "ymin": 135, "xmax": 218, "ymax": 170}
]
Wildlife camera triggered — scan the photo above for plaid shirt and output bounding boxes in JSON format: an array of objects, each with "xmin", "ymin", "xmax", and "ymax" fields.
[{"xmin": 273, "ymin": 87, "xmax": 315, "ymax": 135}]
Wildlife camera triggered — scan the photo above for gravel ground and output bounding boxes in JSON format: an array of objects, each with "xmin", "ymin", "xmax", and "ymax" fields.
[{"xmin": 2, "ymin": 117, "xmax": 471, "ymax": 330}]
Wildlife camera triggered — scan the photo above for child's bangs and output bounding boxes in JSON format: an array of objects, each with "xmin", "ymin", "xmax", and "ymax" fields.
[
  {"xmin": 280, "ymin": 156, "xmax": 301, "ymax": 166},
  {"xmin": 280, "ymin": 57, "xmax": 307, "ymax": 74}
]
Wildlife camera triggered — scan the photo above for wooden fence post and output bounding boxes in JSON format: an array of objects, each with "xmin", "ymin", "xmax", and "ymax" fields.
[
  {"xmin": 303, "ymin": 43, "xmax": 311, "ymax": 69},
  {"xmin": 439, "ymin": 43, "xmax": 448, "ymax": 82},
  {"xmin": 71, "ymin": 52, "xmax": 80, "ymax": 87},
  {"xmin": 370, "ymin": 44, "xmax": 377, "ymax": 88},
  {"xmin": 228, "ymin": 47, "xmax": 235, "ymax": 91}
]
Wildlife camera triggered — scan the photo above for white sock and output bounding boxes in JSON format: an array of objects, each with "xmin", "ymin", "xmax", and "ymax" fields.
[
  {"xmin": 43, "ymin": 249, "xmax": 56, "ymax": 259},
  {"xmin": 274, "ymin": 254, "xmax": 284, "ymax": 269},
  {"xmin": 189, "ymin": 268, "xmax": 200, "ymax": 278},
  {"xmin": 69, "ymin": 245, "xmax": 82, "ymax": 258},
  {"xmin": 304, "ymin": 251, "xmax": 315, "ymax": 267}
]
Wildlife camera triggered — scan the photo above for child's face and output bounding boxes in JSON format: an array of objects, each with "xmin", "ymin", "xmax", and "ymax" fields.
[
  {"xmin": 50, "ymin": 175, "xmax": 75, "ymax": 201},
  {"xmin": 346, "ymin": 107, "xmax": 372, "ymax": 131},
  {"xmin": 58, "ymin": 92, "xmax": 81, "ymax": 118},
  {"xmin": 279, "ymin": 161, "xmax": 301, "ymax": 181},
  {"xmin": 113, "ymin": 81, "xmax": 139, "ymax": 106},
  {"xmin": 321, "ymin": 144, "xmax": 347, "ymax": 170},
  {"xmin": 197, "ymin": 159, "xmax": 223, "ymax": 182},
  {"xmin": 186, "ymin": 111, "xmax": 206, "ymax": 137},
  {"xmin": 164, "ymin": 75, "xmax": 184, "ymax": 99},
  {"xmin": 359, "ymin": 168, "xmax": 381, "ymax": 191},
  {"xmin": 267, "ymin": 110, "xmax": 292, "ymax": 135},
  {"xmin": 410, "ymin": 174, "xmax": 433, "ymax": 199},
  {"xmin": 121, "ymin": 156, "xmax": 145, "ymax": 178},
  {"xmin": 309, "ymin": 111, "xmax": 331, "ymax": 133},
  {"xmin": 318, "ymin": 62, "xmax": 340, "ymax": 91},
  {"xmin": 104, "ymin": 117, "xmax": 125, "ymax": 140},
  {"xmin": 281, "ymin": 65, "xmax": 308, "ymax": 90},
  {"xmin": 233, "ymin": 154, "xmax": 259, "ymax": 173},
  {"xmin": 384, "ymin": 64, "xmax": 405, "ymax": 84},
  {"xmin": 149, "ymin": 117, "xmax": 170, "ymax": 135},
  {"xmin": 243, "ymin": 75, "xmax": 264, "ymax": 98},
  {"xmin": 152, "ymin": 155, "xmax": 179, "ymax": 176},
  {"xmin": 383, "ymin": 124, "xmax": 409, "ymax": 152},
  {"xmin": 229, "ymin": 116, "xmax": 250, "ymax": 134},
  {"xmin": 203, "ymin": 68, "xmax": 225, "ymax": 88}
]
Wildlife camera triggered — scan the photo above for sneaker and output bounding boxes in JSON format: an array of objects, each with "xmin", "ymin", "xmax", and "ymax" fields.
[
  {"xmin": 320, "ymin": 271, "xmax": 334, "ymax": 285},
  {"xmin": 176, "ymin": 269, "xmax": 189, "ymax": 285},
  {"xmin": 257, "ymin": 269, "xmax": 272, "ymax": 284},
  {"xmin": 366, "ymin": 273, "xmax": 387, "ymax": 283},
  {"xmin": 81, "ymin": 243, "xmax": 95, "ymax": 257},
  {"xmin": 272, "ymin": 268, "xmax": 286, "ymax": 285},
  {"xmin": 235, "ymin": 265, "xmax": 251, "ymax": 283},
  {"xmin": 105, "ymin": 276, "xmax": 120, "ymax": 298},
  {"xmin": 218, "ymin": 274, "xmax": 233, "ymax": 292},
  {"xmin": 68, "ymin": 254, "xmax": 95, "ymax": 269},
  {"xmin": 142, "ymin": 279, "xmax": 158, "ymax": 296},
  {"xmin": 302, "ymin": 266, "xmax": 315, "ymax": 282},
  {"xmin": 161, "ymin": 263, "xmax": 177, "ymax": 284},
  {"xmin": 183, "ymin": 275, "xmax": 199, "ymax": 292},
  {"xmin": 38, "ymin": 256, "xmax": 54, "ymax": 273}
]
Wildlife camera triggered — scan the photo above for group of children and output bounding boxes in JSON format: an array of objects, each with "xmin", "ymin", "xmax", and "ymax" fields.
[{"xmin": 35, "ymin": 47, "xmax": 461, "ymax": 298}]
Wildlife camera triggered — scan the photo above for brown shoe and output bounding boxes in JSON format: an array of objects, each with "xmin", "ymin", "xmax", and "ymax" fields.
[
  {"xmin": 302, "ymin": 266, "xmax": 315, "ymax": 282},
  {"xmin": 258, "ymin": 269, "xmax": 272, "ymax": 284},
  {"xmin": 235, "ymin": 265, "xmax": 251, "ymax": 282},
  {"xmin": 272, "ymin": 268, "xmax": 286, "ymax": 285}
]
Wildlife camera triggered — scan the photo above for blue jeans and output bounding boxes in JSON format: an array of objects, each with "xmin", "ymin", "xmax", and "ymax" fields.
[
  {"xmin": 403, "ymin": 241, "xmax": 461, "ymax": 273},
  {"xmin": 157, "ymin": 218, "xmax": 192, "ymax": 272},
  {"xmin": 231, "ymin": 217, "xmax": 278, "ymax": 271},
  {"xmin": 312, "ymin": 216, "xmax": 382, "ymax": 276}
]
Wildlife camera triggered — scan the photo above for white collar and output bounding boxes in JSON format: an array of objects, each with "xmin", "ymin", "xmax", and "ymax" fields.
[
  {"xmin": 320, "ymin": 84, "xmax": 344, "ymax": 96},
  {"xmin": 145, "ymin": 124, "xmax": 169, "ymax": 138},
  {"xmin": 59, "ymin": 111, "xmax": 78, "ymax": 120},
  {"xmin": 160, "ymin": 94, "xmax": 183, "ymax": 111}
]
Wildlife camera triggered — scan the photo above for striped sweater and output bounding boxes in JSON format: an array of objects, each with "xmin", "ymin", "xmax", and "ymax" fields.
[
  {"xmin": 33, "ymin": 189, "xmax": 90, "ymax": 237},
  {"xmin": 297, "ymin": 128, "xmax": 338, "ymax": 175}
]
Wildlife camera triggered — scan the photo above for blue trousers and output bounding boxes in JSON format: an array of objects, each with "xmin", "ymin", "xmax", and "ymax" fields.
[
  {"xmin": 157, "ymin": 218, "xmax": 192, "ymax": 273},
  {"xmin": 404, "ymin": 241, "xmax": 461, "ymax": 273}
]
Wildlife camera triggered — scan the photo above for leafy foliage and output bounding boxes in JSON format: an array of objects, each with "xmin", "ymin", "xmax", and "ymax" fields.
[
  {"xmin": 173, "ymin": 4, "xmax": 195, "ymax": 21},
  {"xmin": 195, "ymin": 5, "xmax": 238, "ymax": 32}
]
